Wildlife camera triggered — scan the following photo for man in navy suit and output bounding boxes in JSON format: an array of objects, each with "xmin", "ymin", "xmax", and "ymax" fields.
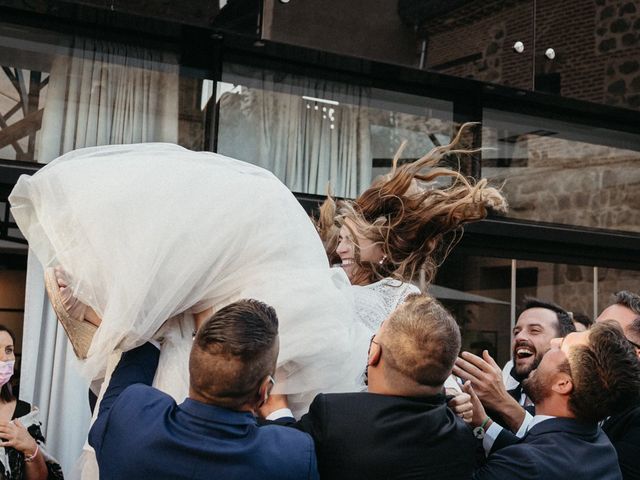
[
  {"xmin": 89, "ymin": 299, "xmax": 319, "ymax": 480},
  {"xmin": 466, "ymin": 320, "xmax": 640, "ymax": 480}
]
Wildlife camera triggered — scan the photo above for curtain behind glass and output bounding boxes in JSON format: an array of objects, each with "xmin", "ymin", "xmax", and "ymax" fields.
[
  {"xmin": 21, "ymin": 37, "xmax": 179, "ymax": 477},
  {"xmin": 38, "ymin": 37, "xmax": 179, "ymax": 162},
  {"xmin": 217, "ymin": 68, "xmax": 371, "ymax": 198}
]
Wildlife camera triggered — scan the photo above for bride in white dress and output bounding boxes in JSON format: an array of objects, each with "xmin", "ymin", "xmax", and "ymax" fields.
[{"xmin": 9, "ymin": 123, "xmax": 506, "ymax": 413}]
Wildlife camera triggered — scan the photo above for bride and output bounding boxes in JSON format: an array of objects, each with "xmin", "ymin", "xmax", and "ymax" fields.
[{"xmin": 9, "ymin": 124, "xmax": 505, "ymax": 413}]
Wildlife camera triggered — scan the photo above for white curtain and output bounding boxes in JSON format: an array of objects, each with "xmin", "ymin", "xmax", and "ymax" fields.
[
  {"xmin": 217, "ymin": 68, "xmax": 371, "ymax": 198},
  {"xmin": 38, "ymin": 37, "xmax": 178, "ymax": 162},
  {"xmin": 20, "ymin": 37, "xmax": 179, "ymax": 475}
]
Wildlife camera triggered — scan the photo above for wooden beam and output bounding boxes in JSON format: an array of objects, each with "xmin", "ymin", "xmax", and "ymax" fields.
[{"xmin": 0, "ymin": 109, "xmax": 44, "ymax": 151}]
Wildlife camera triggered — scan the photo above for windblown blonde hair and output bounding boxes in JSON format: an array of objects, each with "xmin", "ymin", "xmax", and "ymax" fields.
[{"xmin": 316, "ymin": 123, "xmax": 508, "ymax": 286}]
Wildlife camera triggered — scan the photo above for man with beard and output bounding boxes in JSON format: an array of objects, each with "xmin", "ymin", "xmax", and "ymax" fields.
[
  {"xmin": 597, "ymin": 291, "xmax": 640, "ymax": 480},
  {"xmin": 467, "ymin": 321, "xmax": 640, "ymax": 480},
  {"xmin": 453, "ymin": 298, "xmax": 575, "ymax": 434}
]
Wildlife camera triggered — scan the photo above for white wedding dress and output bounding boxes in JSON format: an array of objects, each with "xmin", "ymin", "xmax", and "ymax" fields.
[
  {"xmin": 10, "ymin": 143, "xmax": 371, "ymax": 408},
  {"xmin": 10, "ymin": 143, "xmax": 426, "ymax": 479}
]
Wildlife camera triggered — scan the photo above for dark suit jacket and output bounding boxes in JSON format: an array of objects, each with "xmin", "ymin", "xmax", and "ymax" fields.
[
  {"xmin": 89, "ymin": 343, "xmax": 319, "ymax": 480},
  {"xmin": 473, "ymin": 417, "xmax": 622, "ymax": 480},
  {"xmin": 603, "ymin": 404, "xmax": 640, "ymax": 480},
  {"xmin": 281, "ymin": 391, "xmax": 476, "ymax": 480}
]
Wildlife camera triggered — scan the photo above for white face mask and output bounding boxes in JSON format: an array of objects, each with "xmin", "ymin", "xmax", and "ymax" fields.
[{"xmin": 0, "ymin": 360, "xmax": 15, "ymax": 387}]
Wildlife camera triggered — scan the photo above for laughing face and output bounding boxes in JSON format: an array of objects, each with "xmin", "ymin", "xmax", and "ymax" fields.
[
  {"xmin": 512, "ymin": 308, "xmax": 561, "ymax": 381},
  {"xmin": 336, "ymin": 218, "xmax": 384, "ymax": 283},
  {"xmin": 522, "ymin": 330, "xmax": 590, "ymax": 404}
]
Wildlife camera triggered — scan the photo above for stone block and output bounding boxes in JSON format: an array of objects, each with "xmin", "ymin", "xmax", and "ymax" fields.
[
  {"xmin": 601, "ymin": 5, "xmax": 615, "ymax": 20},
  {"xmin": 619, "ymin": 60, "xmax": 640, "ymax": 74},
  {"xmin": 611, "ymin": 18, "xmax": 631, "ymax": 33},
  {"xmin": 599, "ymin": 37, "xmax": 617, "ymax": 52},
  {"xmin": 620, "ymin": 1, "xmax": 638, "ymax": 15},
  {"xmin": 622, "ymin": 33, "xmax": 638, "ymax": 46},
  {"xmin": 607, "ymin": 78, "xmax": 626, "ymax": 94}
]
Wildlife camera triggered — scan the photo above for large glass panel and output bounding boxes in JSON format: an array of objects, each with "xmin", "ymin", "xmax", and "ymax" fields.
[
  {"xmin": 0, "ymin": 21, "xmax": 209, "ymax": 164},
  {"xmin": 216, "ymin": 63, "xmax": 455, "ymax": 198},
  {"xmin": 515, "ymin": 259, "xmax": 594, "ymax": 320},
  {"xmin": 257, "ymin": 0, "xmax": 535, "ymax": 89},
  {"xmin": 597, "ymin": 267, "xmax": 640, "ymax": 316},
  {"xmin": 482, "ymin": 108, "xmax": 640, "ymax": 232},
  {"xmin": 434, "ymin": 252, "xmax": 512, "ymax": 367}
]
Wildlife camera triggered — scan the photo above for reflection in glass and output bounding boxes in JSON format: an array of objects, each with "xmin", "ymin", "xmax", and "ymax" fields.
[
  {"xmin": 435, "ymin": 252, "xmax": 512, "ymax": 367},
  {"xmin": 482, "ymin": 109, "xmax": 640, "ymax": 233},
  {"xmin": 216, "ymin": 64, "xmax": 454, "ymax": 198}
]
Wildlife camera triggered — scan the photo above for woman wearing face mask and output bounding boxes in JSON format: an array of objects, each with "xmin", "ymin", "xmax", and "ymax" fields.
[
  {"xmin": 0, "ymin": 326, "xmax": 63, "ymax": 480},
  {"xmin": 316, "ymin": 124, "xmax": 508, "ymax": 335}
]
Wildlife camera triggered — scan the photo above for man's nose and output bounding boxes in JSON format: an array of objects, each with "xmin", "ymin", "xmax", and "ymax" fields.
[{"xmin": 514, "ymin": 330, "xmax": 527, "ymax": 341}]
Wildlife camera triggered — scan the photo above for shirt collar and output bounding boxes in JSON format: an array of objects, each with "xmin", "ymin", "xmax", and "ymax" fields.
[
  {"xmin": 528, "ymin": 414, "xmax": 556, "ymax": 430},
  {"xmin": 179, "ymin": 398, "xmax": 257, "ymax": 425}
]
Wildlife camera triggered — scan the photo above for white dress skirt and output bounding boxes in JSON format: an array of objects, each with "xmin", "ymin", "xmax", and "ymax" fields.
[{"xmin": 9, "ymin": 143, "xmax": 371, "ymax": 413}]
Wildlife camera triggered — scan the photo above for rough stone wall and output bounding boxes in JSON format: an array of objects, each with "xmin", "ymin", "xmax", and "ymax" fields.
[
  {"xmin": 487, "ymin": 134, "xmax": 640, "ymax": 232},
  {"xmin": 597, "ymin": 0, "xmax": 640, "ymax": 108},
  {"xmin": 424, "ymin": 1, "xmax": 534, "ymax": 89},
  {"xmin": 423, "ymin": 0, "xmax": 640, "ymax": 110}
]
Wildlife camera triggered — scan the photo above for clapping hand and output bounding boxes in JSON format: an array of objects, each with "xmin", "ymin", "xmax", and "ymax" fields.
[
  {"xmin": 452, "ymin": 350, "xmax": 509, "ymax": 411},
  {"xmin": 0, "ymin": 420, "xmax": 38, "ymax": 456}
]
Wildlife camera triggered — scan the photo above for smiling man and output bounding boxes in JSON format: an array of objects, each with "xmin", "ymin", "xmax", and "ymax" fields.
[
  {"xmin": 453, "ymin": 298, "xmax": 575, "ymax": 433},
  {"xmin": 468, "ymin": 321, "xmax": 640, "ymax": 480}
]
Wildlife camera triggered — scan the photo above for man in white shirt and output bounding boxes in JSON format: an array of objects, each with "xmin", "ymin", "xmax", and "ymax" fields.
[
  {"xmin": 453, "ymin": 297, "xmax": 575, "ymax": 435},
  {"xmin": 467, "ymin": 320, "xmax": 640, "ymax": 480}
]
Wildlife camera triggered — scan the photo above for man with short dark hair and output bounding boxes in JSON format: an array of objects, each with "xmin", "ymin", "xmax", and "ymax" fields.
[
  {"xmin": 469, "ymin": 321, "xmax": 640, "ymax": 480},
  {"xmin": 453, "ymin": 297, "xmax": 575, "ymax": 434},
  {"xmin": 89, "ymin": 299, "xmax": 319, "ymax": 480},
  {"xmin": 263, "ymin": 294, "xmax": 476, "ymax": 480},
  {"xmin": 597, "ymin": 290, "xmax": 640, "ymax": 480}
]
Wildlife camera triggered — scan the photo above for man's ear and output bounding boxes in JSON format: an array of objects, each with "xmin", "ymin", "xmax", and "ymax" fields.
[
  {"xmin": 367, "ymin": 342, "xmax": 382, "ymax": 368},
  {"xmin": 551, "ymin": 371, "xmax": 573, "ymax": 396},
  {"xmin": 257, "ymin": 375, "xmax": 275, "ymax": 408}
]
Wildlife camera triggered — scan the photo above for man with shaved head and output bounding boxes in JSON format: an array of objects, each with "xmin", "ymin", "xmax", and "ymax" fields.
[{"xmin": 263, "ymin": 294, "xmax": 477, "ymax": 480}]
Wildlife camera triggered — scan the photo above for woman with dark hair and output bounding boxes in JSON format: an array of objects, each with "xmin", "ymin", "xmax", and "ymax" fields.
[{"xmin": 0, "ymin": 326, "xmax": 63, "ymax": 480}]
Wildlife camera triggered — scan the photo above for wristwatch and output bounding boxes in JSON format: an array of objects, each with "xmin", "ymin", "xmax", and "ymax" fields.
[{"xmin": 473, "ymin": 416, "xmax": 491, "ymax": 439}]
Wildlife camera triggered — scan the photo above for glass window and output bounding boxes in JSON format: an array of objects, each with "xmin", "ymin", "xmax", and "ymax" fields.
[
  {"xmin": 434, "ymin": 252, "xmax": 512, "ymax": 367},
  {"xmin": 482, "ymin": 108, "xmax": 640, "ymax": 233},
  {"xmin": 596, "ymin": 267, "xmax": 640, "ymax": 317},
  {"xmin": 0, "ymin": 22, "xmax": 208, "ymax": 164},
  {"xmin": 216, "ymin": 63, "xmax": 454, "ymax": 198}
]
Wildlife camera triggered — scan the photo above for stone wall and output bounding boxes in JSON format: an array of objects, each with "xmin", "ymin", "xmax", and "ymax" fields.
[
  {"xmin": 423, "ymin": 0, "xmax": 640, "ymax": 111},
  {"xmin": 487, "ymin": 141, "xmax": 640, "ymax": 232}
]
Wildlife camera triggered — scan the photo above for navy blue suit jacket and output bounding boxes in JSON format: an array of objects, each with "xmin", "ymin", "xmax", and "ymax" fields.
[
  {"xmin": 603, "ymin": 404, "xmax": 640, "ymax": 480},
  {"xmin": 473, "ymin": 417, "xmax": 622, "ymax": 480},
  {"xmin": 89, "ymin": 343, "xmax": 319, "ymax": 480}
]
